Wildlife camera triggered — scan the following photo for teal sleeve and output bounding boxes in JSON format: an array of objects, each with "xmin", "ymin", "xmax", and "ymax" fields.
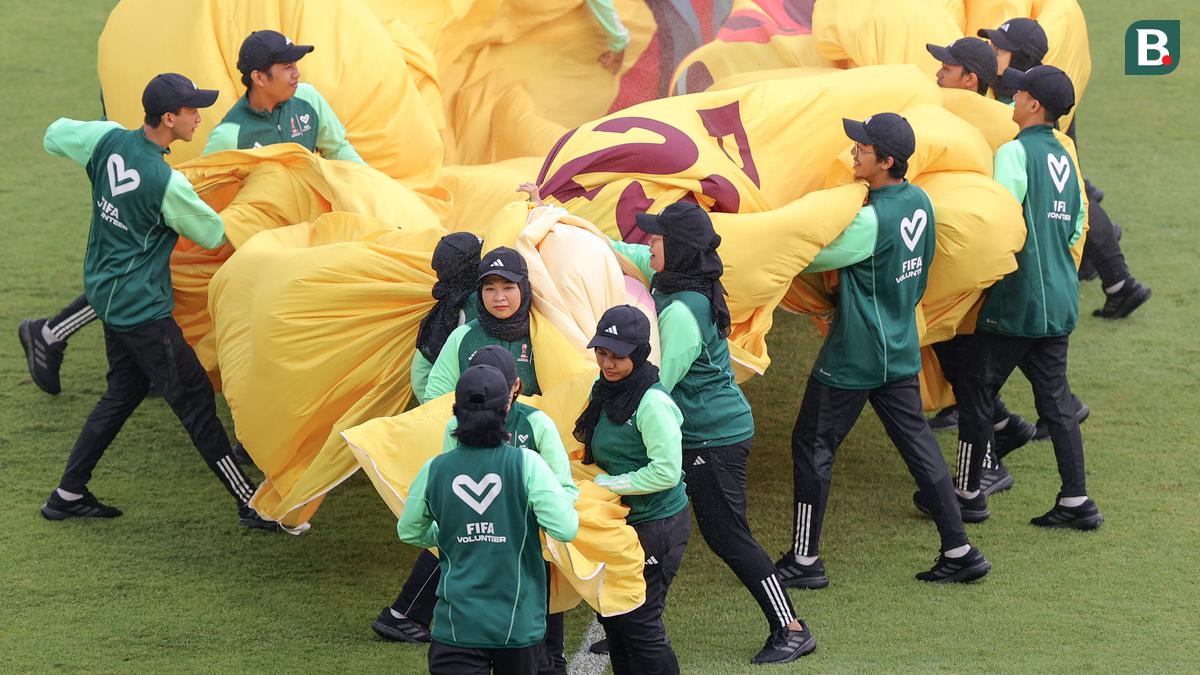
[
  {"xmin": 441, "ymin": 418, "xmax": 457, "ymax": 454},
  {"xmin": 805, "ymin": 206, "xmax": 878, "ymax": 273},
  {"xmin": 1071, "ymin": 185, "xmax": 1086, "ymax": 246},
  {"xmin": 608, "ymin": 237, "xmax": 655, "ymax": 281},
  {"xmin": 528, "ymin": 410, "xmax": 579, "ymax": 502},
  {"xmin": 994, "ymin": 140, "xmax": 1029, "ymax": 204},
  {"xmin": 594, "ymin": 389, "xmax": 683, "ymax": 495},
  {"xmin": 423, "ymin": 325, "xmax": 468, "ymax": 400},
  {"xmin": 43, "ymin": 119, "xmax": 123, "ymax": 167},
  {"xmin": 411, "ymin": 351, "xmax": 434, "ymax": 405},
  {"xmin": 396, "ymin": 460, "xmax": 439, "ymax": 548},
  {"xmin": 656, "ymin": 301, "xmax": 702, "ymax": 392},
  {"xmin": 202, "ymin": 122, "xmax": 240, "ymax": 155},
  {"xmin": 294, "ymin": 84, "xmax": 365, "ymax": 164},
  {"xmin": 585, "ymin": 0, "xmax": 631, "ymax": 51},
  {"xmin": 523, "ymin": 449, "xmax": 579, "ymax": 542},
  {"xmin": 161, "ymin": 171, "xmax": 227, "ymax": 249}
]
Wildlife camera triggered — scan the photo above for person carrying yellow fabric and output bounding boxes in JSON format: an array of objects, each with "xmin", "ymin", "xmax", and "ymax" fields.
[{"xmin": 409, "ymin": 233, "xmax": 484, "ymax": 404}]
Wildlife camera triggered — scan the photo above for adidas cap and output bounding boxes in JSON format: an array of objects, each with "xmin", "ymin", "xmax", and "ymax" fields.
[
  {"xmin": 587, "ymin": 304, "xmax": 651, "ymax": 357},
  {"xmin": 478, "ymin": 246, "xmax": 529, "ymax": 284}
]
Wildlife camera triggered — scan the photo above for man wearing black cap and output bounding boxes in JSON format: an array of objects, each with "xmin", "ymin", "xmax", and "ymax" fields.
[
  {"xmin": 953, "ymin": 66, "xmax": 1103, "ymax": 531},
  {"xmin": 926, "ymin": 37, "xmax": 997, "ymax": 95},
  {"xmin": 776, "ymin": 113, "xmax": 992, "ymax": 586},
  {"xmin": 37, "ymin": 74, "xmax": 278, "ymax": 530},
  {"xmin": 203, "ymin": 30, "xmax": 364, "ymax": 162}
]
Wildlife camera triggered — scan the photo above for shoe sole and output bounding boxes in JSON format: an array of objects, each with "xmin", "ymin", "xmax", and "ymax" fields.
[
  {"xmin": 371, "ymin": 619, "xmax": 431, "ymax": 644},
  {"xmin": 980, "ymin": 472, "xmax": 1015, "ymax": 497},
  {"xmin": 752, "ymin": 635, "xmax": 817, "ymax": 665},
  {"xmin": 40, "ymin": 503, "xmax": 121, "ymax": 520},
  {"xmin": 1031, "ymin": 513, "xmax": 1104, "ymax": 531},
  {"xmin": 777, "ymin": 575, "xmax": 829, "ymax": 590},
  {"xmin": 238, "ymin": 517, "xmax": 283, "ymax": 532},
  {"xmin": 1095, "ymin": 287, "xmax": 1151, "ymax": 319},
  {"xmin": 921, "ymin": 559, "xmax": 992, "ymax": 584}
]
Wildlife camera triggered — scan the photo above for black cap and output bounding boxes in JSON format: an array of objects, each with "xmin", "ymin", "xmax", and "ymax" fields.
[
  {"xmin": 478, "ymin": 247, "xmax": 529, "ymax": 284},
  {"xmin": 237, "ymin": 30, "xmax": 315, "ymax": 75},
  {"xmin": 142, "ymin": 73, "xmax": 219, "ymax": 115},
  {"xmin": 587, "ymin": 305, "xmax": 651, "ymax": 357},
  {"xmin": 455, "ymin": 364, "xmax": 511, "ymax": 412},
  {"xmin": 926, "ymin": 37, "xmax": 998, "ymax": 87},
  {"xmin": 467, "ymin": 345, "xmax": 517, "ymax": 389},
  {"xmin": 978, "ymin": 18, "xmax": 1048, "ymax": 62},
  {"xmin": 635, "ymin": 202, "xmax": 717, "ymax": 249},
  {"xmin": 1003, "ymin": 65, "xmax": 1075, "ymax": 117},
  {"xmin": 842, "ymin": 112, "xmax": 916, "ymax": 163}
]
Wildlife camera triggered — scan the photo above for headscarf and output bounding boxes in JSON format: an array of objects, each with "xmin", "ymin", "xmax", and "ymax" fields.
[
  {"xmin": 477, "ymin": 248, "xmax": 533, "ymax": 343},
  {"xmin": 416, "ymin": 233, "xmax": 482, "ymax": 361},
  {"xmin": 574, "ymin": 342, "xmax": 659, "ymax": 465},
  {"xmin": 653, "ymin": 232, "xmax": 732, "ymax": 337}
]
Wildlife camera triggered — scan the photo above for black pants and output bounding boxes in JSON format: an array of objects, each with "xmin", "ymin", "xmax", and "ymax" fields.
[
  {"xmin": 791, "ymin": 375, "xmax": 968, "ymax": 556},
  {"xmin": 428, "ymin": 639, "xmax": 542, "ymax": 675},
  {"xmin": 683, "ymin": 440, "xmax": 796, "ymax": 633},
  {"xmin": 59, "ymin": 318, "xmax": 254, "ymax": 504},
  {"xmin": 47, "ymin": 292, "xmax": 97, "ymax": 342},
  {"xmin": 394, "ymin": 552, "xmax": 566, "ymax": 675},
  {"xmin": 933, "ymin": 336, "xmax": 1011, "ymax": 423},
  {"xmin": 1081, "ymin": 181, "xmax": 1131, "ymax": 288},
  {"xmin": 598, "ymin": 506, "xmax": 691, "ymax": 675},
  {"xmin": 956, "ymin": 333, "xmax": 1087, "ymax": 497}
]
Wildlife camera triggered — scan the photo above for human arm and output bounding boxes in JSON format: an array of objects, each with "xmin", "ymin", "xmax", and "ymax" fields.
[
  {"xmin": 608, "ymin": 237, "xmax": 655, "ymax": 281},
  {"xmin": 411, "ymin": 350, "xmax": 434, "ymax": 405},
  {"xmin": 294, "ymin": 84, "xmax": 366, "ymax": 164},
  {"xmin": 1071, "ymin": 184, "xmax": 1086, "ymax": 246},
  {"xmin": 395, "ymin": 460, "xmax": 440, "ymax": 548},
  {"xmin": 422, "ymin": 325, "xmax": 469, "ymax": 401},
  {"xmin": 43, "ymin": 119, "xmax": 122, "ymax": 166},
  {"xmin": 162, "ymin": 171, "xmax": 227, "ymax": 249},
  {"xmin": 656, "ymin": 301, "xmax": 702, "ymax": 392},
  {"xmin": 528, "ymin": 410, "xmax": 579, "ymax": 502},
  {"xmin": 524, "ymin": 449, "xmax": 579, "ymax": 542},
  {"xmin": 804, "ymin": 206, "xmax": 877, "ymax": 273},
  {"xmin": 586, "ymin": 0, "xmax": 630, "ymax": 53},
  {"xmin": 594, "ymin": 389, "xmax": 684, "ymax": 495},
  {"xmin": 993, "ymin": 140, "xmax": 1029, "ymax": 204},
  {"xmin": 202, "ymin": 122, "xmax": 240, "ymax": 155}
]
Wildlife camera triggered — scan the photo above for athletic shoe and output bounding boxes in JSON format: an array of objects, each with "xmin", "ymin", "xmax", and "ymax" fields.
[
  {"xmin": 19, "ymin": 319, "xmax": 66, "ymax": 396},
  {"xmin": 371, "ymin": 608, "xmax": 432, "ymax": 643},
  {"xmin": 751, "ymin": 623, "xmax": 817, "ymax": 665},
  {"xmin": 915, "ymin": 546, "xmax": 991, "ymax": 583},
  {"xmin": 979, "ymin": 456, "xmax": 1015, "ymax": 496},
  {"xmin": 41, "ymin": 489, "xmax": 122, "ymax": 520},
  {"xmin": 231, "ymin": 442, "xmax": 254, "ymax": 467},
  {"xmin": 1034, "ymin": 401, "xmax": 1091, "ymax": 441},
  {"xmin": 1031, "ymin": 498, "xmax": 1104, "ymax": 530},
  {"xmin": 912, "ymin": 489, "xmax": 989, "ymax": 523},
  {"xmin": 993, "ymin": 415, "xmax": 1037, "ymax": 458},
  {"xmin": 237, "ymin": 504, "xmax": 284, "ymax": 532},
  {"xmin": 1093, "ymin": 278, "xmax": 1151, "ymax": 319},
  {"xmin": 774, "ymin": 553, "xmax": 829, "ymax": 590},
  {"xmin": 928, "ymin": 406, "xmax": 958, "ymax": 431},
  {"xmin": 588, "ymin": 638, "xmax": 609, "ymax": 655}
]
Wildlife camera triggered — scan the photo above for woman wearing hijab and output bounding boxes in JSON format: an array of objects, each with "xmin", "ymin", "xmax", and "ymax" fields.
[
  {"xmin": 576, "ymin": 304, "xmax": 690, "ymax": 675},
  {"xmin": 410, "ymin": 232, "xmax": 483, "ymax": 403},
  {"xmin": 608, "ymin": 203, "xmax": 816, "ymax": 664},
  {"xmin": 398, "ymin": 363, "xmax": 578, "ymax": 675}
]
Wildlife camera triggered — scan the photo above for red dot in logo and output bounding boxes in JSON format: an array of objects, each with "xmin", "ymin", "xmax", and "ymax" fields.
[{"xmin": 1163, "ymin": 54, "xmax": 1173, "ymax": 65}]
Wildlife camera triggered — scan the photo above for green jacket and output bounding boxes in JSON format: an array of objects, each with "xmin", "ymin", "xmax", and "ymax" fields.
[
  {"xmin": 203, "ymin": 83, "xmax": 364, "ymax": 163},
  {"xmin": 424, "ymin": 320, "xmax": 539, "ymax": 401},
  {"xmin": 806, "ymin": 181, "xmax": 936, "ymax": 389},
  {"xmin": 397, "ymin": 442, "xmax": 577, "ymax": 648},
  {"xmin": 411, "ymin": 296, "xmax": 482, "ymax": 404},
  {"xmin": 979, "ymin": 124, "xmax": 1085, "ymax": 337},
  {"xmin": 44, "ymin": 119, "xmax": 226, "ymax": 330}
]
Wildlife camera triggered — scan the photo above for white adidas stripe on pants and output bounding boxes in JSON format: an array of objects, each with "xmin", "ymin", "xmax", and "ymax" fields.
[
  {"xmin": 793, "ymin": 502, "xmax": 812, "ymax": 557},
  {"xmin": 50, "ymin": 304, "xmax": 97, "ymax": 341},
  {"xmin": 216, "ymin": 456, "xmax": 254, "ymax": 502},
  {"xmin": 760, "ymin": 575, "xmax": 796, "ymax": 627}
]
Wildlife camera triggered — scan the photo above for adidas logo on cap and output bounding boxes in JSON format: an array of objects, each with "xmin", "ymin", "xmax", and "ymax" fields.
[
  {"xmin": 490, "ymin": 259, "xmax": 505, "ymax": 268},
  {"xmin": 605, "ymin": 325, "xmax": 619, "ymax": 336},
  {"xmin": 1000, "ymin": 22, "xmax": 1010, "ymax": 31}
]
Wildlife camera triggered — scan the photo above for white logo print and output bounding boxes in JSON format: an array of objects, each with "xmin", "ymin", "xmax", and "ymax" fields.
[
  {"xmin": 452, "ymin": 473, "xmax": 502, "ymax": 515},
  {"xmin": 1000, "ymin": 22, "xmax": 1010, "ymax": 31},
  {"xmin": 645, "ymin": 556, "xmax": 659, "ymax": 565},
  {"xmin": 106, "ymin": 154, "xmax": 140, "ymax": 196},
  {"xmin": 900, "ymin": 208, "xmax": 928, "ymax": 252},
  {"xmin": 299, "ymin": 114, "xmax": 310, "ymax": 125},
  {"xmin": 1047, "ymin": 154, "xmax": 1071, "ymax": 193},
  {"xmin": 517, "ymin": 434, "xmax": 530, "ymax": 445},
  {"xmin": 692, "ymin": 456, "xmax": 706, "ymax": 466},
  {"xmin": 490, "ymin": 259, "xmax": 505, "ymax": 268},
  {"xmin": 605, "ymin": 325, "xmax": 619, "ymax": 336}
]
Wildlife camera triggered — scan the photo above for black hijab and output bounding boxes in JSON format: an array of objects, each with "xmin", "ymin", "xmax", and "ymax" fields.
[
  {"xmin": 477, "ymin": 247, "xmax": 533, "ymax": 343},
  {"xmin": 575, "ymin": 342, "xmax": 659, "ymax": 465},
  {"xmin": 653, "ymin": 232, "xmax": 732, "ymax": 337},
  {"xmin": 416, "ymin": 233, "xmax": 482, "ymax": 362}
]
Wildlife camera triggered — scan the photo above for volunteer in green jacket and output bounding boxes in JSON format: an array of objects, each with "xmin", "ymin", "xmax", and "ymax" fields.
[
  {"xmin": 575, "ymin": 305, "xmax": 690, "ymax": 675},
  {"xmin": 953, "ymin": 66, "xmax": 1102, "ymax": 530},
  {"xmin": 398, "ymin": 363, "xmax": 579, "ymax": 674},
  {"xmin": 375, "ymin": 347, "xmax": 578, "ymax": 674},
  {"xmin": 409, "ymin": 232, "xmax": 484, "ymax": 404},
  {"xmin": 424, "ymin": 247, "xmax": 539, "ymax": 401},
  {"xmin": 203, "ymin": 30, "xmax": 364, "ymax": 162},
  {"xmin": 608, "ymin": 204, "xmax": 815, "ymax": 665},
  {"xmin": 37, "ymin": 74, "xmax": 277, "ymax": 531},
  {"xmin": 775, "ymin": 113, "xmax": 991, "ymax": 586}
]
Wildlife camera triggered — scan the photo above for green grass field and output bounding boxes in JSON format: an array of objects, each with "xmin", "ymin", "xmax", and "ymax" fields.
[{"xmin": 2, "ymin": 1, "xmax": 1197, "ymax": 672}]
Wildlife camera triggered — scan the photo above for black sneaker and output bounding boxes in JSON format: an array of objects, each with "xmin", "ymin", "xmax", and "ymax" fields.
[
  {"xmin": 915, "ymin": 546, "xmax": 991, "ymax": 583},
  {"xmin": 774, "ymin": 553, "xmax": 829, "ymax": 590},
  {"xmin": 41, "ymin": 489, "xmax": 122, "ymax": 520},
  {"xmin": 1093, "ymin": 278, "xmax": 1151, "ymax": 319},
  {"xmin": 751, "ymin": 623, "xmax": 817, "ymax": 665},
  {"xmin": 588, "ymin": 638, "xmax": 609, "ymax": 655},
  {"xmin": 1031, "ymin": 498, "xmax": 1104, "ymax": 530},
  {"xmin": 237, "ymin": 504, "xmax": 283, "ymax": 532},
  {"xmin": 912, "ymin": 489, "xmax": 989, "ymax": 523},
  {"xmin": 928, "ymin": 406, "xmax": 958, "ymax": 431},
  {"xmin": 993, "ymin": 415, "xmax": 1036, "ymax": 458},
  {"xmin": 19, "ymin": 319, "xmax": 66, "ymax": 396},
  {"xmin": 1034, "ymin": 401, "xmax": 1091, "ymax": 441},
  {"xmin": 371, "ymin": 608, "xmax": 432, "ymax": 643},
  {"xmin": 979, "ymin": 455, "xmax": 1015, "ymax": 496}
]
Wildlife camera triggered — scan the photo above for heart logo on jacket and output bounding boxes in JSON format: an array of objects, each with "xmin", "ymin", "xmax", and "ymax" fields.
[
  {"xmin": 1047, "ymin": 154, "xmax": 1071, "ymax": 193},
  {"xmin": 452, "ymin": 473, "xmax": 502, "ymax": 515},
  {"xmin": 900, "ymin": 209, "xmax": 928, "ymax": 252},
  {"xmin": 107, "ymin": 154, "xmax": 141, "ymax": 197}
]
